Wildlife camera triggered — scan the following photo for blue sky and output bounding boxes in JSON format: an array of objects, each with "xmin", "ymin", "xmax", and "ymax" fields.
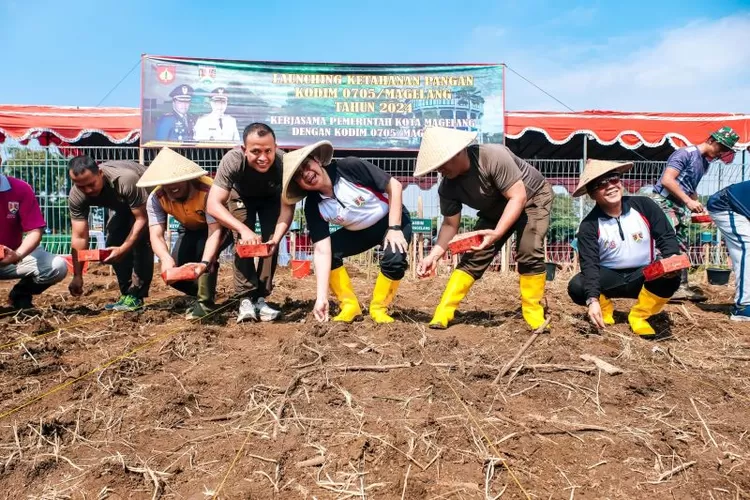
[{"xmin": 3, "ymin": 0, "xmax": 749, "ymax": 112}]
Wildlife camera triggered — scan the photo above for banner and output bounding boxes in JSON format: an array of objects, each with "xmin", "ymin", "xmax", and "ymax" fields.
[{"xmin": 141, "ymin": 55, "xmax": 504, "ymax": 150}]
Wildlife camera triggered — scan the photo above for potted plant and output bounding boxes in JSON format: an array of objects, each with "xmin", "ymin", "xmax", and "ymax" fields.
[{"xmin": 706, "ymin": 265, "xmax": 731, "ymax": 286}]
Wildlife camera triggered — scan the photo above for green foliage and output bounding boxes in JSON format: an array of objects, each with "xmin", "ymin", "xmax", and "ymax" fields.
[{"xmin": 548, "ymin": 194, "xmax": 579, "ymax": 242}]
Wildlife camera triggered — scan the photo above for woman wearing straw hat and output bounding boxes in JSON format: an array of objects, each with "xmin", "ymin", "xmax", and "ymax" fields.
[
  {"xmin": 270, "ymin": 140, "xmax": 412, "ymax": 323},
  {"xmin": 568, "ymin": 159, "xmax": 682, "ymax": 337},
  {"xmin": 137, "ymin": 148, "xmax": 230, "ymax": 319},
  {"xmin": 413, "ymin": 127, "xmax": 553, "ymax": 331}
]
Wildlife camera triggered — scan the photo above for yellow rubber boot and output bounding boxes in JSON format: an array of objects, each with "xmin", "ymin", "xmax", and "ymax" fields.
[
  {"xmin": 628, "ymin": 287, "xmax": 669, "ymax": 337},
  {"xmin": 600, "ymin": 295, "xmax": 615, "ymax": 325},
  {"xmin": 429, "ymin": 269, "xmax": 475, "ymax": 329},
  {"xmin": 369, "ymin": 273, "xmax": 401, "ymax": 324},
  {"xmin": 519, "ymin": 273, "xmax": 548, "ymax": 330},
  {"xmin": 329, "ymin": 267, "xmax": 362, "ymax": 322}
]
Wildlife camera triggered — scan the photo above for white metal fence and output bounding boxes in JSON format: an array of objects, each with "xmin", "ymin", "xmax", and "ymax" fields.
[{"xmin": 2, "ymin": 145, "xmax": 747, "ymax": 268}]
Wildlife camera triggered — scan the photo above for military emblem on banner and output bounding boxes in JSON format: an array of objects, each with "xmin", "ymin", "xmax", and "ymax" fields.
[
  {"xmin": 7, "ymin": 201, "xmax": 19, "ymax": 215},
  {"xmin": 155, "ymin": 65, "xmax": 176, "ymax": 85},
  {"xmin": 198, "ymin": 66, "xmax": 217, "ymax": 85}
]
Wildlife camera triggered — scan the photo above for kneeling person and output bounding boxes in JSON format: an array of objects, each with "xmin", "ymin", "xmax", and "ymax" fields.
[
  {"xmin": 271, "ymin": 140, "xmax": 412, "ymax": 323},
  {"xmin": 137, "ymin": 148, "xmax": 229, "ymax": 319},
  {"xmin": 568, "ymin": 160, "xmax": 682, "ymax": 337},
  {"xmin": 0, "ymin": 172, "xmax": 67, "ymax": 308}
]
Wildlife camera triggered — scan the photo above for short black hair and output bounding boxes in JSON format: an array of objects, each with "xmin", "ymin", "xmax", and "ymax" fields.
[
  {"xmin": 68, "ymin": 155, "xmax": 99, "ymax": 176},
  {"xmin": 242, "ymin": 123, "xmax": 276, "ymax": 144}
]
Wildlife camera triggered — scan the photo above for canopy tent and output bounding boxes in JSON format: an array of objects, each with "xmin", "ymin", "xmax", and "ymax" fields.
[
  {"xmin": 0, "ymin": 105, "xmax": 140, "ymax": 145},
  {"xmin": 505, "ymin": 110, "xmax": 750, "ymax": 161},
  {"xmin": 1, "ymin": 105, "xmax": 748, "ymax": 162}
]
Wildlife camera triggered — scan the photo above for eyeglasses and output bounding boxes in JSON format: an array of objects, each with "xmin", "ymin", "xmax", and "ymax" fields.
[
  {"xmin": 589, "ymin": 174, "xmax": 621, "ymax": 191},
  {"xmin": 293, "ymin": 157, "xmax": 315, "ymax": 180}
]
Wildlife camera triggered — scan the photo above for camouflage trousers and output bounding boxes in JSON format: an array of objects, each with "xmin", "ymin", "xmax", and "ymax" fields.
[{"xmin": 650, "ymin": 194, "xmax": 691, "ymax": 253}]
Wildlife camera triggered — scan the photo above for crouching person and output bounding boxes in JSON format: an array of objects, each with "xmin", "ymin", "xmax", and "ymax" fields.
[
  {"xmin": 567, "ymin": 160, "xmax": 682, "ymax": 337},
  {"xmin": 270, "ymin": 140, "xmax": 412, "ymax": 323},
  {"xmin": 707, "ymin": 178, "xmax": 750, "ymax": 321},
  {"xmin": 137, "ymin": 148, "xmax": 230, "ymax": 319},
  {"xmin": 0, "ymin": 172, "xmax": 67, "ymax": 308},
  {"xmin": 414, "ymin": 127, "xmax": 553, "ymax": 330}
]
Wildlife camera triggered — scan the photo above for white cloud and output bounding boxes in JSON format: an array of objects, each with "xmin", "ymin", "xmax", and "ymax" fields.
[{"xmin": 472, "ymin": 14, "xmax": 750, "ymax": 113}]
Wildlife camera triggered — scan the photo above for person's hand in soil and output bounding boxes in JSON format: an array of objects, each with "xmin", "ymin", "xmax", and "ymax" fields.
[
  {"xmin": 69, "ymin": 275, "xmax": 84, "ymax": 297},
  {"xmin": 313, "ymin": 297, "xmax": 329, "ymax": 322},
  {"xmin": 588, "ymin": 300, "xmax": 606, "ymax": 329},
  {"xmin": 417, "ymin": 254, "xmax": 438, "ymax": 277}
]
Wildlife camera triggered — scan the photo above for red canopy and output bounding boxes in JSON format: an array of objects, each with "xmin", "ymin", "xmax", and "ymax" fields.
[
  {"xmin": 506, "ymin": 110, "xmax": 750, "ymax": 150},
  {"xmin": 0, "ymin": 105, "xmax": 140, "ymax": 144},
  {"xmin": 2, "ymin": 105, "xmax": 749, "ymax": 152}
]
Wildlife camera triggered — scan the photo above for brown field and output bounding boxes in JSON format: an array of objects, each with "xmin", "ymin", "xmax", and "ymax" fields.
[{"xmin": 0, "ymin": 262, "xmax": 748, "ymax": 499}]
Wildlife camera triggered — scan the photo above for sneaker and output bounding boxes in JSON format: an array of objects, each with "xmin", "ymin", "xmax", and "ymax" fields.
[
  {"xmin": 669, "ymin": 285, "xmax": 706, "ymax": 303},
  {"xmin": 256, "ymin": 297, "xmax": 280, "ymax": 322},
  {"xmin": 110, "ymin": 295, "xmax": 144, "ymax": 312},
  {"xmin": 685, "ymin": 285, "xmax": 707, "ymax": 302},
  {"xmin": 186, "ymin": 301, "xmax": 214, "ymax": 320},
  {"xmin": 104, "ymin": 296, "xmax": 127, "ymax": 311},
  {"xmin": 236, "ymin": 298, "xmax": 257, "ymax": 323},
  {"xmin": 730, "ymin": 306, "xmax": 750, "ymax": 322}
]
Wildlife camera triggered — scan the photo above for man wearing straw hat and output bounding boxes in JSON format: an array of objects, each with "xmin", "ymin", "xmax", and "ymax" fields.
[
  {"xmin": 137, "ymin": 148, "xmax": 230, "ymax": 319},
  {"xmin": 67, "ymin": 156, "xmax": 153, "ymax": 311},
  {"xmin": 652, "ymin": 126, "xmax": 740, "ymax": 302},
  {"xmin": 207, "ymin": 122, "xmax": 283, "ymax": 323},
  {"xmin": 269, "ymin": 140, "xmax": 412, "ymax": 324},
  {"xmin": 414, "ymin": 127, "xmax": 553, "ymax": 331},
  {"xmin": 568, "ymin": 159, "xmax": 682, "ymax": 337}
]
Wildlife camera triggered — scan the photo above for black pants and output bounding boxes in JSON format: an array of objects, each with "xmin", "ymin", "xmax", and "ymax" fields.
[
  {"xmin": 227, "ymin": 192, "xmax": 280, "ymax": 299},
  {"xmin": 169, "ymin": 227, "xmax": 231, "ymax": 296},
  {"xmin": 105, "ymin": 209, "xmax": 153, "ymax": 299},
  {"xmin": 567, "ymin": 266, "xmax": 681, "ymax": 305},
  {"xmin": 331, "ymin": 208, "xmax": 412, "ymax": 280}
]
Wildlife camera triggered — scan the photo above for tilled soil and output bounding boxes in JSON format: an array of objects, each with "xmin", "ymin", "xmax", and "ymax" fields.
[{"xmin": 0, "ymin": 262, "xmax": 748, "ymax": 499}]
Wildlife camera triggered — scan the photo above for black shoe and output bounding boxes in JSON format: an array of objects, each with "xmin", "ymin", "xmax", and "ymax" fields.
[{"xmin": 9, "ymin": 290, "xmax": 34, "ymax": 310}]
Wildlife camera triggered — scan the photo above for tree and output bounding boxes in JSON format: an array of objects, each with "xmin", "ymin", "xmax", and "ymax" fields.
[{"xmin": 548, "ymin": 194, "xmax": 579, "ymax": 243}]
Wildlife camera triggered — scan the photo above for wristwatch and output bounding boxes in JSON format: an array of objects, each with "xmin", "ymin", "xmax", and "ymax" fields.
[
  {"xmin": 200, "ymin": 260, "xmax": 211, "ymax": 267},
  {"xmin": 388, "ymin": 225, "xmax": 402, "ymax": 230},
  {"xmin": 586, "ymin": 297, "xmax": 599, "ymax": 306}
]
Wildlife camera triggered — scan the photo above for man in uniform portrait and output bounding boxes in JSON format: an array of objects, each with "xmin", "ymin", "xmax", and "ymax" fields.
[{"xmin": 155, "ymin": 84, "xmax": 196, "ymax": 142}]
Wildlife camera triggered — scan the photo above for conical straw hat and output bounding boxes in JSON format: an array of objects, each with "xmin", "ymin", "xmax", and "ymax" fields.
[
  {"xmin": 282, "ymin": 140, "xmax": 334, "ymax": 204},
  {"xmin": 414, "ymin": 127, "xmax": 478, "ymax": 177},
  {"xmin": 136, "ymin": 147, "xmax": 208, "ymax": 188},
  {"xmin": 573, "ymin": 159, "xmax": 634, "ymax": 197}
]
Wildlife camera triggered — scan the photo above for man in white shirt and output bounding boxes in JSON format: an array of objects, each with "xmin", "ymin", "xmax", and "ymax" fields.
[{"xmin": 193, "ymin": 87, "xmax": 240, "ymax": 143}]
